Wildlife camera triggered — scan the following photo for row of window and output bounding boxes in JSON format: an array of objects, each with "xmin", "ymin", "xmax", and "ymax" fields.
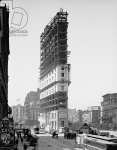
[
  {"xmin": 40, "ymin": 92, "xmax": 67, "ymax": 104},
  {"xmin": 40, "ymin": 73, "xmax": 66, "ymax": 89},
  {"xmin": 41, "ymin": 72, "xmax": 56, "ymax": 89},
  {"xmin": 40, "ymin": 66, "xmax": 67, "ymax": 90},
  {"xmin": 41, "ymin": 99, "xmax": 66, "ymax": 108},
  {"xmin": 40, "ymin": 84, "xmax": 66, "ymax": 99},
  {"xmin": 102, "ymin": 99, "xmax": 117, "ymax": 106},
  {"xmin": 40, "ymin": 86, "xmax": 56, "ymax": 99}
]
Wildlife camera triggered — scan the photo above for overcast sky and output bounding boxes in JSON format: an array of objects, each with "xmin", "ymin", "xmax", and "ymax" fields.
[{"xmin": 8, "ymin": 0, "xmax": 117, "ymax": 110}]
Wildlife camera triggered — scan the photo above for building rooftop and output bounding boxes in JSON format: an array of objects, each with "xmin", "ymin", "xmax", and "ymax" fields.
[{"xmin": 40, "ymin": 9, "xmax": 68, "ymax": 41}]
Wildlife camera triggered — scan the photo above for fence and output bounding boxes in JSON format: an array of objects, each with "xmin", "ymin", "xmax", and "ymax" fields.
[{"xmin": 76, "ymin": 134, "xmax": 117, "ymax": 150}]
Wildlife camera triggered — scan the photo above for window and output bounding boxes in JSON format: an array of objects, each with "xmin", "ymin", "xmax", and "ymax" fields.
[
  {"xmin": 61, "ymin": 66, "xmax": 64, "ymax": 70},
  {"xmin": 61, "ymin": 121, "xmax": 64, "ymax": 127},
  {"xmin": 61, "ymin": 73, "xmax": 64, "ymax": 77},
  {"xmin": 61, "ymin": 85, "xmax": 64, "ymax": 91}
]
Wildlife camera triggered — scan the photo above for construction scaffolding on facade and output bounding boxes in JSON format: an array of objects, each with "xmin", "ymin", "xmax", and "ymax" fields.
[
  {"xmin": 40, "ymin": 9, "xmax": 70, "ymax": 78},
  {"xmin": 40, "ymin": 9, "xmax": 71, "ymax": 131}
]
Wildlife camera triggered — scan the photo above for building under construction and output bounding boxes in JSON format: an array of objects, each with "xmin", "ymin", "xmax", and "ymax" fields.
[{"xmin": 40, "ymin": 9, "xmax": 71, "ymax": 131}]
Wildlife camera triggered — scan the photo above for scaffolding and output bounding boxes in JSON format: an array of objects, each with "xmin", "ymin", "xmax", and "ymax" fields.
[
  {"xmin": 40, "ymin": 9, "xmax": 69, "ymax": 79},
  {"xmin": 40, "ymin": 10, "xmax": 70, "ymax": 130}
]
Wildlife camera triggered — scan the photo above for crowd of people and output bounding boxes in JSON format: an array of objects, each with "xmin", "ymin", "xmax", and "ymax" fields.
[{"xmin": 15, "ymin": 128, "xmax": 38, "ymax": 150}]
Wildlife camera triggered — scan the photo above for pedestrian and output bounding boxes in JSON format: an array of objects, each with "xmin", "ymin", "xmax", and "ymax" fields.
[
  {"xmin": 23, "ymin": 143, "xmax": 27, "ymax": 150},
  {"xmin": 20, "ymin": 135, "xmax": 23, "ymax": 143},
  {"xmin": 15, "ymin": 136, "xmax": 18, "ymax": 147},
  {"xmin": 74, "ymin": 132, "xmax": 77, "ymax": 144}
]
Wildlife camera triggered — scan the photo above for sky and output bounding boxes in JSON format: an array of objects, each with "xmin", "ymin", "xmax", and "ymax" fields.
[{"xmin": 8, "ymin": 0, "xmax": 117, "ymax": 110}]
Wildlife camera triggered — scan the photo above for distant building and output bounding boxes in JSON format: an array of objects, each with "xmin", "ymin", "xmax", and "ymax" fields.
[
  {"xmin": 82, "ymin": 110, "xmax": 91, "ymax": 124},
  {"xmin": 68, "ymin": 109, "xmax": 84, "ymax": 130},
  {"xmin": 101, "ymin": 93, "xmax": 117, "ymax": 130},
  {"xmin": 24, "ymin": 89, "xmax": 40, "ymax": 127},
  {"xmin": 68, "ymin": 109, "xmax": 79, "ymax": 123},
  {"xmin": 68, "ymin": 107, "xmax": 100, "ymax": 130},
  {"xmin": 81, "ymin": 106, "xmax": 101, "ymax": 128},
  {"xmin": 88, "ymin": 106, "xmax": 101, "ymax": 128},
  {"xmin": 0, "ymin": 5, "xmax": 9, "ymax": 119},
  {"xmin": 77, "ymin": 110, "xmax": 83, "ymax": 123},
  {"xmin": 12, "ymin": 104, "xmax": 25, "ymax": 124}
]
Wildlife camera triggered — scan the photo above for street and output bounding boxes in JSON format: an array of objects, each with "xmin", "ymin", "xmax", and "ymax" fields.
[{"xmin": 18, "ymin": 133, "xmax": 83, "ymax": 150}]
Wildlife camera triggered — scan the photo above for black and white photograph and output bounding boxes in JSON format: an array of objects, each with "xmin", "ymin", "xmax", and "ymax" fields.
[{"xmin": 0, "ymin": 0, "xmax": 117, "ymax": 149}]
